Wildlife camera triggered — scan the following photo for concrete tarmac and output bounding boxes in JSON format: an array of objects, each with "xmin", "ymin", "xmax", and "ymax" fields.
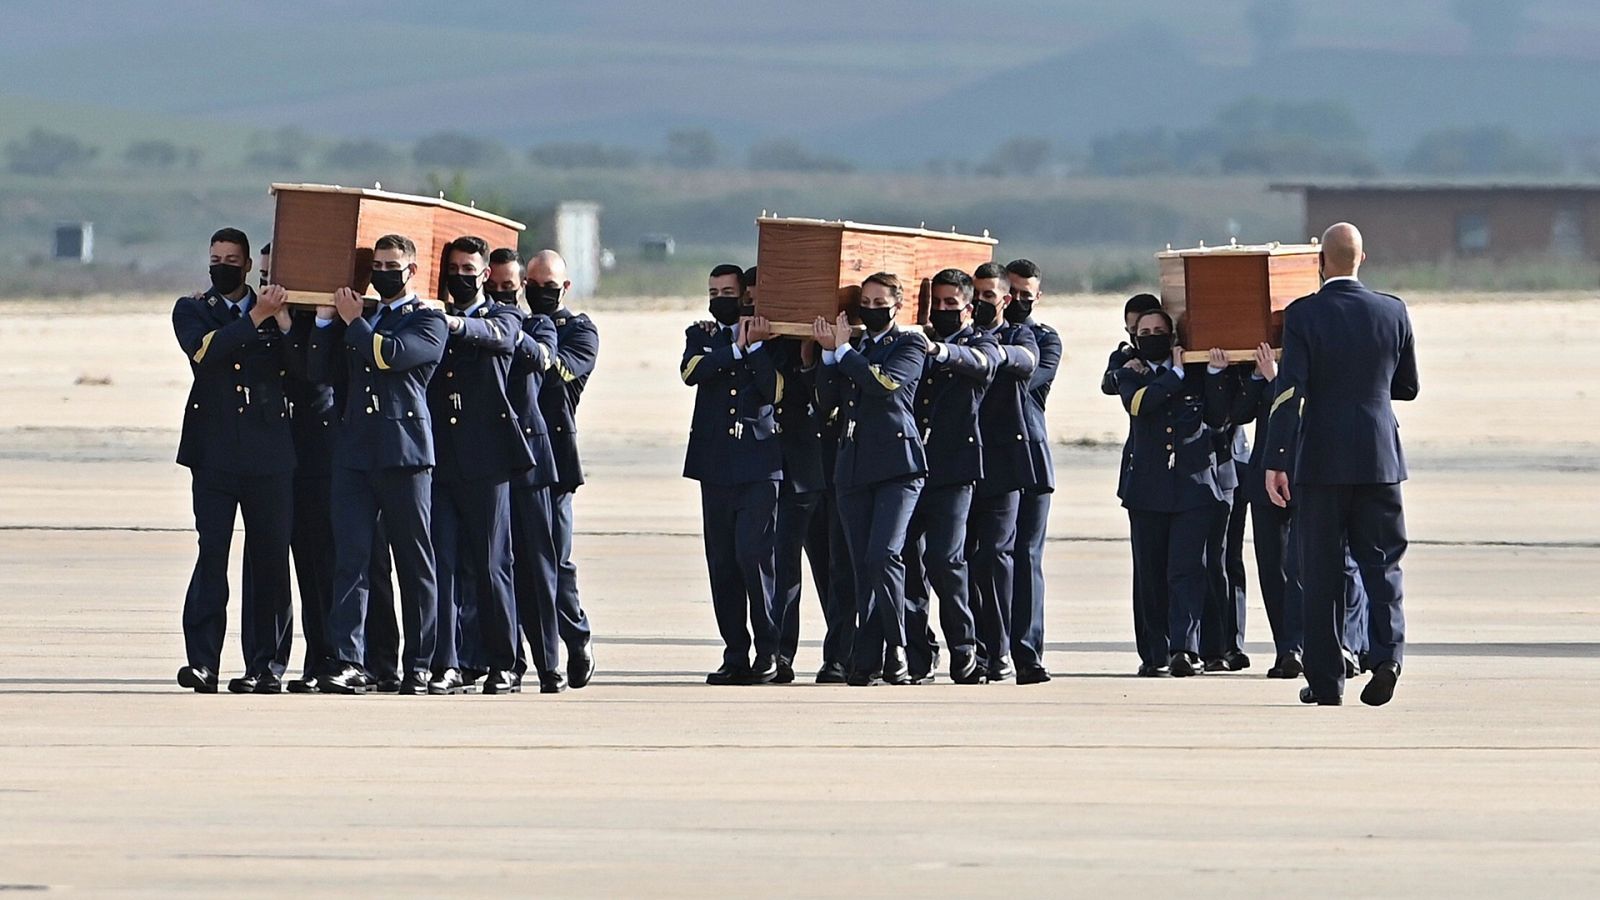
[{"xmin": 0, "ymin": 295, "xmax": 1596, "ymax": 897}]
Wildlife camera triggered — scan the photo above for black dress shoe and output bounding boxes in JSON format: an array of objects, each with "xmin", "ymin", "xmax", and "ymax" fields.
[
  {"xmin": 1360, "ymin": 661, "xmax": 1400, "ymax": 707},
  {"xmin": 846, "ymin": 667, "xmax": 883, "ymax": 686},
  {"xmin": 986, "ymin": 656, "xmax": 1015, "ymax": 683},
  {"xmin": 482, "ymin": 669, "xmax": 521, "ymax": 695},
  {"xmin": 1223, "ymin": 651, "xmax": 1251, "ymax": 671},
  {"xmin": 1299, "ymin": 686, "xmax": 1342, "ymax": 706},
  {"xmin": 1136, "ymin": 663, "xmax": 1170, "ymax": 677},
  {"xmin": 373, "ymin": 676, "xmax": 403, "ymax": 694},
  {"xmin": 707, "ymin": 664, "xmax": 753, "ymax": 686},
  {"xmin": 815, "ymin": 662, "xmax": 848, "ymax": 684},
  {"xmin": 1266, "ymin": 652, "xmax": 1303, "ymax": 679},
  {"xmin": 538, "ymin": 670, "xmax": 568, "ymax": 694},
  {"xmin": 286, "ymin": 674, "xmax": 321, "ymax": 694},
  {"xmin": 460, "ymin": 667, "xmax": 487, "ymax": 688},
  {"xmin": 568, "ymin": 640, "xmax": 596, "ymax": 689},
  {"xmin": 400, "ymin": 670, "xmax": 431, "ymax": 695},
  {"xmin": 950, "ymin": 650, "xmax": 983, "ymax": 685},
  {"xmin": 252, "ymin": 673, "xmax": 283, "ymax": 694},
  {"xmin": 750, "ymin": 655, "xmax": 779, "ymax": 684},
  {"xmin": 427, "ymin": 668, "xmax": 471, "ymax": 695},
  {"xmin": 1017, "ymin": 664, "xmax": 1052, "ymax": 685},
  {"xmin": 1202, "ymin": 657, "xmax": 1229, "ymax": 673},
  {"xmin": 321, "ymin": 663, "xmax": 374, "ymax": 695},
  {"xmin": 1169, "ymin": 652, "xmax": 1205, "ymax": 678},
  {"xmin": 773, "ymin": 657, "xmax": 796, "ymax": 684},
  {"xmin": 177, "ymin": 666, "xmax": 218, "ymax": 694},
  {"xmin": 881, "ymin": 648, "xmax": 912, "ymax": 685},
  {"xmin": 227, "ymin": 673, "xmax": 261, "ymax": 694}
]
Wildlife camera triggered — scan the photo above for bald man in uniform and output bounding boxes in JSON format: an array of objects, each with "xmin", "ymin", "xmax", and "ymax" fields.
[{"xmin": 1266, "ymin": 223, "xmax": 1417, "ymax": 707}]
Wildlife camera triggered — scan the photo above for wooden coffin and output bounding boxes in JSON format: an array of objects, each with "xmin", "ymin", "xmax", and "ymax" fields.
[
  {"xmin": 1157, "ymin": 240, "xmax": 1321, "ymax": 362},
  {"xmin": 754, "ymin": 217, "xmax": 997, "ymax": 336},
  {"xmin": 268, "ymin": 183, "xmax": 525, "ymax": 307}
]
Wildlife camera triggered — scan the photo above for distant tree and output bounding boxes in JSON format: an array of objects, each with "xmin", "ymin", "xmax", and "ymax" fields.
[
  {"xmin": 3, "ymin": 128, "xmax": 98, "ymax": 176},
  {"xmin": 1087, "ymin": 98, "xmax": 1379, "ymax": 177},
  {"xmin": 663, "ymin": 128, "xmax": 720, "ymax": 170},
  {"xmin": 245, "ymin": 126, "xmax": 312, "ymax": 171},
  {"xmin": 980, "ymin": 137, "xmax": 1053, "ymax": 178},
  {"xmin": 529, "ymin": 141, "xmax": 639, "ymax": 170},
  {"xmin": 412, "ymin": 132, "xmax": 507, "ymax": 169},
  {"xmin": 1246, "ymin": 0, "xmax": 1302, "ymax": 62},
  {"xmin": 1451, "ymin": 0, "xmax": 1529, "ymax": 53},
  {"xmin": 1405, "ymin": 125, "xmax": 1563, "ymax": 176},
  {"xmin": 322, "ymin": 138, "xmax": 400, "ymax": 169},
  {"xmin": 124, "ymin": 140, "xmax": 182, "ymax": 169},
  {"xmin": 1087, "ymin": 128, "xmax": 1183, "ymax": 176},
  {"xmin": 747, "ymin": 138, "xmax": 854, "ymax": 173}
]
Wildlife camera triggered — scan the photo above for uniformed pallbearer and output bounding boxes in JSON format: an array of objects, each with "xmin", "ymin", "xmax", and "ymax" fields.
[
  {"xmin": 171, "ymin": 227, "xmax": 295, "ymax": 693},
  {"xmin": 682, "ymin": 264, "xmax": 783, "ymax": 685},
  {"xmin": 309, "ymin": 233, "xmax": 449, "ymax": 694}
]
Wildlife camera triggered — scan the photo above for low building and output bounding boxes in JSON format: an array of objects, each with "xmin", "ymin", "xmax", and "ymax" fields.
[{"xmin": 1271, "ymin": 182, "xmax": 1600, "ymax": 263}]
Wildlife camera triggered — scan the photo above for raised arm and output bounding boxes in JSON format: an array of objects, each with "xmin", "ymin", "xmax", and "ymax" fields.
[
  {"xmin": 451, "ymin": 303, "xmax": 523, "ymax": 355},
  {"xmin": 552, "ymin": 316, "xmax": 599, "ymax": 385},
  {"xmin": 1027, "ymin": 326, "xmax": 1062, "ymax": 392},
  {"xmin": 345, "ymin": 309, "xmax": 447, "ymax": 373},
  {"xmin": 679, "ymin": 326, "xmax": 739, "ymax": 386},
  {"xmin": 836, "ymin": 336, "xmax": 926, "ymax": 398},
  {"xmin": 172, "ymin": 299, "xmax": 260, "ymax": 371}
]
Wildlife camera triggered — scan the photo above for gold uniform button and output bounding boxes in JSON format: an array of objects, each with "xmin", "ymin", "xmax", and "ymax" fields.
[
  {"xmin": 1166, "ymin": 427, "xmax": 1173, "ymax": 433},
  {"xmin": 237, "ymin": 407, "xmax": 244, "ymax": 413},
  {"xmin": 728, "ymin": 408, "xmax": 737, "ymax": 415},
  {"xmin": 191, "ymin": 403, "xmax": 199, "ymax": 409},
  {"xmin": 365, "ymin": 408, "xmax": 374, "ymax": 415},
  {"xmin": 727, "ymin": 427, "xmax": 736, "ymax": 436},
  {"xmin": 524, "ymin": 427, "xmax": 532, "ymax": 434},
  {"xmin": 896, "ymin": 432, "xmax": 904, "ymax": 438},
  {"xmin": 968, "ymin": 436, "xmax": 975, "ymax": 443},
  {"xmin": 729, "ymin": 389, "xmax": 737, "ymax": 397},
  {"xmin": 235, "ymin": 385, "xmax": 243, "ymax": 393},
  {"xmin": 1016, "ymin": 434, "xmax": 1024, "ymax": 441},
  {"xmin": 279, "ymin": 369, "xmax": 286, "ymax": 376},
  {"xmin": 406, "ymin": 411, "xmax": 415, "ymax": 418},
  {"xmin": 1166, "ymin": 444, "xmax": 1174, "ymax": 451},
  {"xmin": 449, "ymin": 417, "xmax": 458, "ymax": 424},
  {"xmin": 446, "ymin": 371, "xmax": 454, "ymax": 378},
  {"xmin": 233, "ymin": 364, "xmax": 241, "ymax": 371},
  {"xmin": 365, "ymin": 366, "xmax": 372, "ymax": 373}
]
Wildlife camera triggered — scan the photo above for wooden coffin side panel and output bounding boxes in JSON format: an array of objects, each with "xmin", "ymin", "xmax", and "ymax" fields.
[
  {"xmin": 1265, "ymin": 252, "xmax": 1322, "ymax": 345},
  {"xmin": 270, "ymin": 192, "xmax": 361, "ymax": 294},
  {"xmin": 1180, "ymin": 254, "xmax": 1270, "ymax": 352},
  {"xmin": 430, "ymin": 208, "xmax": 520, "ymax": 302},
  {"xmin": 755, "ymin": 223, "xmax": 845, "ymax": 329},
  {"xmin": 838, "ymin": 229, "xmax": 919, "ymax": 327},
  {"xmin": 915, "ymin": 237, "xmax": 994, "ymax": 324},
  {"xmin": 352, "ymin": 197, "xmax": 436, "ymax": 299},
  {"xmin": 1158, "ymin": 255, "xmax": 1188, "ymax": 332}
]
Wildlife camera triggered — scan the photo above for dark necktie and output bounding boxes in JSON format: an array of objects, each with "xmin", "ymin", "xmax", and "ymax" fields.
[{"xmin": 227, "ymin": 303, "xmax": 241, "ymax": 320}]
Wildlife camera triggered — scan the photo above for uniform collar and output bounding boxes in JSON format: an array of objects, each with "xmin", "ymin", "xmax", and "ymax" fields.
[
  {"xmin": 1322, "ymin": 275, "xmax": 1361, "ymax": 287},
  {"xmin": 384, "ymin": 293, "xmax": 417, "ymax": 314},
  {"xmin": 213, "ymin": 285, "xmax": 254, "ymax": 313},
  {"xmin": 455, "ymin": 297, "xmax": 487, "ymax": 317}
]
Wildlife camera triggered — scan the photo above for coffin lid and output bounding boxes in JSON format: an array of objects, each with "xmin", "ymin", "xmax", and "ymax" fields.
[
  {"xmin": 269, "ymin": 182, "xmax": 526, "ymax": 231},
  {"xmin": 756, "ymin": 216, "xmax": 996, "ymax": 246},
  {"xmin": 1158, "ymin": 240, "xmax": 1319, "ymax": 258}
]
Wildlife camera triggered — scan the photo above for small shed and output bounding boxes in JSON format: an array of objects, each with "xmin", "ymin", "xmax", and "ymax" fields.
[
  {"xmin": 55, "ymin": 222, "xmax": 94, "ymax": 262},
  {"xmin": 527, "ymin": 201, "xmax": 602, "ymax": 299}
]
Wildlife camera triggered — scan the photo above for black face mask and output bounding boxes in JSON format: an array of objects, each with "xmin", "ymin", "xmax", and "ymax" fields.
[
  {"xmin": 1136, "ymin": 332, "xmax": 1174, "ymax": 362},
  {"xmin": 370, "ymin": 268, "xmax": 409, "ymax": 300},
  {"xmin": 209, "ymin": 263, "xmax": 244, "ymax": 295},
  {"xmin": 530, "ymin": 284, "xmax": 563, "ymax": 316},
  {"xmin": 486, "ymin": 288, "xmax": 520, "ymax": 305},
  {"xmin": 858, "ymin": 306, "xmax": 894, "ymax": 333},
  {"xmin": 1005, "ymin": 297, "xmax": 1034, "ymax": 325},
  {"xmin": 973, "ymin": 300, "xmax": 999, "ymax": 329},
  {"xmin": 928, "ymin": 309, "xmax": 964, "ymax": 338},
  {"xmin": 709, "ymin": 295, "xmax": 741, "ymax": 326},
  {"xmin": 445, "ymin": 273, "xmax": 482, "ymax": 306}
]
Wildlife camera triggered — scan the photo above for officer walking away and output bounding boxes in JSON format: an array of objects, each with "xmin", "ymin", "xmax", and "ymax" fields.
[
  {"xmin": 171, "ymin": 228, "xmax": 295, "ymax": 693},
  {"xmin": 1266, "ymin": 222, "xmax": 1417, "ymax": 707}
]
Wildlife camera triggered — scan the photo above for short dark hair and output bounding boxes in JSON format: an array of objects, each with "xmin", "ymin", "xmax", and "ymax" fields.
[
  {"xmin": 1136, "ymin": 309, "xmax": 1174, "ymax": 332},
  {"xmin": 741, "ymin": 266, "xmax": 758, "ymax": 288},
  {"xmin": 1004, "ymin": 258, "xmax": 1041, "ymax": 280},
  {"xmin": 374, "ymin": 233, "xmax": 417, "ymax": 260},
  {"xmin": 210, "ymin": 227, "xmax": 250, "ymax": 258},
  {"xmin": 260, "ymin": 241, "xmax": 271, "ymax": 256},
  {"xmin": 972, "ymin": 261, "xmax": 1007, "ymax": 282},
  {"xmin": 930, "ymin": 267, "xmax": 973, "ymax": 302},
  {"xmin": 862, "ymin": 271, "xmax": 903, "ymax": 301},
  {"xmin": 1124, "ymin": 293, "xmax": 1162, "ymax": 316},
  {"xmin": 709, "ymin": 263, "xmax": 744, "ymax": 281},
  {"xmin": 489, "ymin": 247, "xmax": 520, "ymax": 266},
  {"xmin": 447, "ymin": 235, "xmax": 489, "ymax": 262}
]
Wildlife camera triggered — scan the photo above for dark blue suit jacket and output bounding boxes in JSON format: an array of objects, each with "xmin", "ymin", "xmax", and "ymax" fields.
[
  {"xmin": 1265, "ymin": 279, "xmax": 1419, "ymax": 485},
  {"xmin": 537, "ymin": 309, "xmax": 599, "ymax": 493},
  {"xmin": 771, "ymin": 339, "xmax": 828, "ymax": 495},
  {"xmin": 818, "ymin": 327, "xmax": 927, "ymax": 492},
  {"xmin": 427, "ymin": 300, "xmax": 532, "ymax": 483},
  {"xmin": 975, "ymin": 322, "xmax": 1049, "ymax": 495},
  {"xmin": 308, "ymin": 298, "xmax": 448, "ymax": 471},
  {"xmin": 1116, "ymin": 362, "xmax": 1228, "ymax": 513},
  {"xmin": 915, "ymin": 325, "xmax": 997, "ymax": 488},
  {"xmin": 508, "ymin": 313, "xmax": 561, "ymax": 489},
  {"xmin": 680, "ymin": 324, "xmax": 783, "ymax": 486},
  {"xmin": 172, "ymin": 288, "xmax": 295, "ymax": 476}
]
